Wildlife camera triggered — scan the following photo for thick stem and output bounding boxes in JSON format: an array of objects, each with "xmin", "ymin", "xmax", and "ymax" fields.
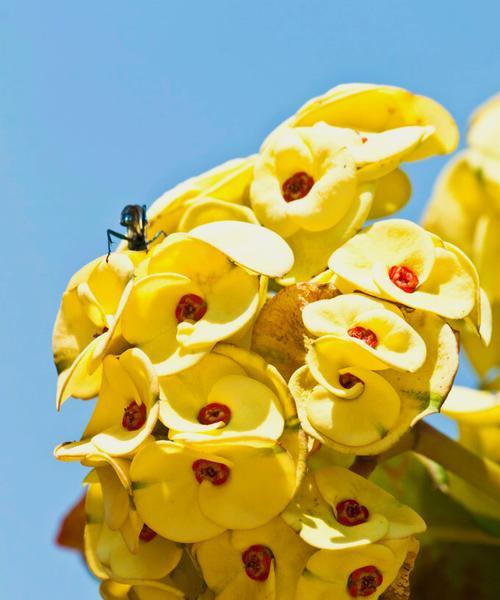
[
  {"xmin": 352, "ymin": 421, "xmax": 500, "ymax": 503},
  {"xmin": 411, "ymin": 421, "xmax": 500, "ymax": 503}
]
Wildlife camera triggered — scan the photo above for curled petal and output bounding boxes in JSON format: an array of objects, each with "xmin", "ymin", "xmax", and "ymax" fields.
[{"xmin": 189, "ymin": 221, "xmax": 294, "ymax": 278}]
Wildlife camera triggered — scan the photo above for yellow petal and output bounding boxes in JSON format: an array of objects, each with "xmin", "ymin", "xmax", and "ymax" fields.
[
  {"xmin": 213, "ymin": 343, "xmax": 298, "ymax": 420},
  {"xmin": 251, "ymin": 127, "xmax": 315, "ymax": 238},
  {"xmin": 178, "ymin": 197, "xmax": 259, "ymax": 232},
  {"xmin": 283, "ymin": 474, "xmax": 389, "ymax": 550},
  {"xmin": 92, "ymin": 404, "xmax": 159, "ymax": 457},
  {"xmin": 193, "ymin": 532, "xmax": 242, "ymax": 593},
  {"xmin": 54, "ymin": 439, "xmax": 101, "ymax": 461},
  {"xmin": 373, "ymin": 245, "xmax": 476, "ymax": 319},
  {"xmin": 329, "ymin": 218, "xmax": 436, "ymax": 295},
  {"xmin": 53, "ymin": 253, "xmax": 135, "ymax": 374},
  {"xmin": 284, "ymin": 83, "xmax": 458, "ymax": 158},
  {"xmin": 130, "ymin": 441, "xmax": 225, "ymax": 543},
  {"xmin": 96, "ymin": 465, "xmax": 130, "ymax": 531},
  {"xmin": 166, "ymin": 374, "xmax": 284, "ymax": 442},
  {"xmin": 296, "ymin": 539, "xmax": 408, "ymax": 600},
  {"xmin": 197, "ymin": 442, "xmax": 296, "ymax": 530},
  {"xmin": 314, "ymin": 467, "xmax": 426, "ymax": 541},
  {"xmin": 302, "ymin": 293, "xmax": 400, "ymax": 337},
  {"xmin": 468, "ymin": 93, "xmax": 500, "ymax": 159},
  {"xmin": 106, "ymin": 531, "xmax": 182, "ymax": 581},
  {"xmin": 84, "ymin": 349, "xmax": 158, "ymax": 437},
  {"xmin": 474, "ymin": 213, "xmax": 500, "ymax": 302},
  {"xmin": 306, "ymin": 337, "xmax": 385, "ymax": 397},
  {"xmin": 368, "ymin": 168, "xmax": 411, "ymax": 219},
  {"xmin": 189, "ymin": 221, "xmax": 294, "ymax": 278},
  {"xmin": 121, "ymin": 273, "xmax": 196, "ymax": 345},
  {"xmin": 462, "ymin": 301, "xmax": 500, "ymax": 378},
  {"xmin": 130, "ymin": 584, "xmax": 184, "ymax": 600},
  {"xmin": 119, "ymin": 273, "xmax": 208, "ymax": 375},
  {"xmin": 175, "ymin": 266, "xmax": 260, "ymax": 351},
  {"xmin": 56, "ymin": 337, "xmax": 103, "ymax": 409},
  {"xmin": 230, "ymin": 518, "xmax": 314, "ymax": 599},
  {"xmin": 144, "ymin": 156, "xmax": 257, "ymax": 243},
  {"xmin": 217, "ymin": 567, "xmax": 276, "ymax": 600},
  {"xmin": 423, "ymin": 153, "xmax": 484, "ymax": 258},
  {"xmin": 99, "ymin": 580, "xmax": 130, "ymax": 600},
  {"xmin": 443, "ymin": 240, "xmax": 484, "ymax": 338},
  {"xmin": 350, "ymin": 126, "xmax": 434, "ymax": 180},
  {"xmin": 82, "ymin": 454, "xmax": 132, "ymax": 493},
  {"xmin": 297, "ymin": 365, "xmax": 401, "ymax": 447},
  {"xmin": 351, "ymin": 308, "xmax": 426, "ymax": 372},
  {"xmin": 277, "ymin": 184, "xmax": 374, "ymax": 285},
  {"xmin": 303, "ymin": 294, "xmax": 425, "ymax": 372},
  {"xmin": 442, "ymin": 385, "xmax": 500, "ymax": 425}
]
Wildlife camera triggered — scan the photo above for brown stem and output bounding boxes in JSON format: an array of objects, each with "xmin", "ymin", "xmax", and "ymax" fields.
[{"xmin": 350, "ymin": 455, "xmax": 378, "ymax": 478}]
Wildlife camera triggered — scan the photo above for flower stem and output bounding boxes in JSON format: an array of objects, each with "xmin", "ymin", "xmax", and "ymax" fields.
[
  {"xmin": 410, "ymin": 421, "xmax": 500, "ymax": 502},
  {"xmin": 351, "ymin": 421, "xmax": 500, "ymax": 503}
]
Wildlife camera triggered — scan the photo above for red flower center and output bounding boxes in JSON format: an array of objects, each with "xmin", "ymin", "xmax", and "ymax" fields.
[
  {"xmin": 388, "ymin": 265, "xmax": 419, "ymax": 293},
  {"xmin": 336, "ymin": 499, "xmax": 370, "ymax": 526},
  {"xmin": 242, "ymin": 544, "xmax": 274, "ymax": 581},
  {"xmin": 192, "ymin": 459, "xmax": 230, "ymax": 485},
  {"xmin": 282, "ymin": 172, "xmax": 315, "ymax": 202},
  {"xmin": 347, "ymin": 565, "xmax": 383, "ymax": 597},
  {"xmin": 139, "ymin": 524, "xmax": 157, "ymax": 542},
  {"xmin": 198, "ymin": 403, "xmax": 232, "ymax": 426},
  {"xmin": 175, "ymin": 294, "xmax": 208, "ymax": 323},
  {"xmin": 122, "ymin": 401, "xmax": 147, "ymax": 431},
  {"xmin": 347, "ymin": 326, "xmax": 378, "ymax": 348},
  {"xmin": 339, "ymin": 373, "xmax": 363, "ymax": 389}
]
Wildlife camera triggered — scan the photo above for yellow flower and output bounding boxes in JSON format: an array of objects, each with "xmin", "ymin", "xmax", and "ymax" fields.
[
  {"xmin": 118, "ymin": 225, "xmax": 293, "ymax": 376},
  {"xmin": 442, "ymin": 386, "xmax": 500, "ymax": 454},
  {"xmin": 130, "ymin": 439, "xmax": 296, "ymax": 543},
  {"xmin": 329, "ymin": 219, "xmax": 478, "ymax": 320},
  {"xmin": 84, "ymin": 474, "xmax": 182, "ymax": 583},
  {"xmin": 100, "ymin": 579, "xmax": 184, "ymax": 600},
  {"xmin": 81, "ymin": 349, "xmax": 159, "ymax": 457},
  {"xmin": 441, "ymin": 386, "xmax": 500, "ymax": 528},
  {"xmin": 468, "ymin": 94, "xmax": 500, "ymax": 160},
  {"xmin": 54, "ymin": 350, "xmax": 159, "ymax": 459},
  {"xmin": 295, "ymin": 537, "xmax": 411, "ymax": 600},
  {"xmin": 53, "ymin": 254, "xmax": 135, "ymax": 407},
  {"xmin": 53, "ymin": 253, "xmax": 135, "ymax": 373},
  {"xmin": 193, "ymin": 517, "xmax": 314, "ymax": 599},
  {"xmin": 302, "ymin": 293, "xmax": 426, "ymax": 372},
  {"xmin": 178, "ymin": 197, "xmax": 259, "ymax": 232},
  {"xmin": 290, "ymin": 310, "xmax": 459, "ymax": 455},
  {"xmin": 266, "ymin": 83, "xmax": 458, "ymax": 159},
  {"xmin": 54, "ymin": 453, "xmax": 142, "ymax": 552},
  {"xmin": 251, "ymin": 125, "xmax": 359, "ymax": 238},
  {"xmin": 283, "ymin": 467, "xmax": 425, "ymax": 550},
  {"xmin": 138, "ymin": 156, "xmax": 258, "ymax": 244},
  {"xmin": 251, "ymin": 118, "xmax": 438, "ymax": 284},
  {"xmin": 158, "ymin": 350, "xmax": 287, "ymax": 443},
  {"xmin": 422, "ymin": 95, "xmax": 500, "ymax": 382}
]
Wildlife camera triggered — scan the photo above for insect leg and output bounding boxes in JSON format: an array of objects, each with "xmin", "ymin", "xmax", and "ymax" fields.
[
  {"xmin": 146, "ymin": 230, "xmax": 167, "ymax": 252},
  {"xmin": 107, "ymin": 230, "xmax": 130, "ymax": 262}
]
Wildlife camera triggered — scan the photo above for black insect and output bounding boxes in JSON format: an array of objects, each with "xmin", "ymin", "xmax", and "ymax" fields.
[{"xmin": 106, "ymin": 204, "xmax": 166, "ymax": 261}]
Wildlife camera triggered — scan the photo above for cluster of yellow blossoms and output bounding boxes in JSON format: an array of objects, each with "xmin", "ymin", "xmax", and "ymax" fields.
[
  {"xmin": 423, "ymin": 95, "xmax": 500, "ymax": 538},
  {"xmin": 424, "ymin": 94, "xmax": 500, "ymax": 384},
  {"xmin": 54, "ymin": 83, "xmax": 484, "ymax": 599}
]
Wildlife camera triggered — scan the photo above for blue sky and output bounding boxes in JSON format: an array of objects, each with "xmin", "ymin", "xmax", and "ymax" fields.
[{"xmin": 1, "ymin": 1, "xmax": 499, "ymax": 597}]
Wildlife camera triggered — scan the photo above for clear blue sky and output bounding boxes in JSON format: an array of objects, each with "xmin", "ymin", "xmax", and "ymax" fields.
[{"xmin": 1, "ymin": 1, "xmax": 499, "ymax": 597}]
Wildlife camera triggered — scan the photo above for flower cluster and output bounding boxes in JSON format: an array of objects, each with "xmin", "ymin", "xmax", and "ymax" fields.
[
  {"xmin": 424, "ymin": 94, "xmax": 500, "ymax": 384},
  {"xmin": 54, "ymin": 83, "xmax": 477, "ymax": 599}
]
